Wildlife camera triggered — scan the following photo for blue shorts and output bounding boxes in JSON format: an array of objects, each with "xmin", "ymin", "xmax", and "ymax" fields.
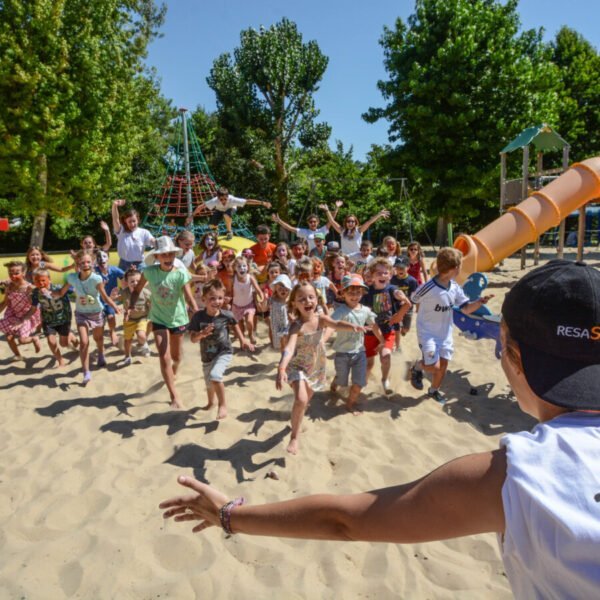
[
  {"xmin": 118, "ymin": 259, "xmax": 144, "ymax": 272},
  {"xmin": 103, "ymin": 304, "xmax": 116, "ymax": 317},
  {"xmin": 202, "ymin": 353, "xmax": 232, "ymax": 384},
  {"xmin": 334, "ymin": 350, "xmax": 367, "ymax": 388}
]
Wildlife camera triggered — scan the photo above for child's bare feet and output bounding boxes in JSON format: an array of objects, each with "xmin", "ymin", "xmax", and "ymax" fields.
[
  {"xmin": 54, "ymin": 358, "xmax": 66, "ymax": 369},
  {"xmin": 33, "ymin": 336, "xmax": 41, "ymax": 353},
  {"xmin": 286, "ymin": 438, "xmax": 299, "ymax": 455},
  {"xmin": 217, "ymin": 405, "xmax": 227, "ymax": 420}
]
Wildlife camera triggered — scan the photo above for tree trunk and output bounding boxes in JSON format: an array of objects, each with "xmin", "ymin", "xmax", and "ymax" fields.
[
  {"xmin": 30, "ymin": 154, "xmax": 48, "ymax": 247},
  {"xmin": 435, "ymin": 216, "xmax": 451, "ymax": 247}
]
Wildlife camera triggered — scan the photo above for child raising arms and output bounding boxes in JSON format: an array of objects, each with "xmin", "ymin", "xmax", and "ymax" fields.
[
  {"xmin": 189, "ymin": 279, "xmax": 254, "ymax": 419},
  {"xmin": 277, "ymin": 281, "xmax": 366, "ymax": 455},
  {"xmin": 231, "ymin": 256, "xmax": 263, "ymax": 345}
]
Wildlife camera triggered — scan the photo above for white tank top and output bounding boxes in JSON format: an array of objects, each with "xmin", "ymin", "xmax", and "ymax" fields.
[
  {"xmin": 340, "ymin": 229, "xmax": 362, "ymax": 255},
  {"xmin": 499, "ymin": 412, "xmax": 600, "ymax": 599},
  {"xmin": 201, "ymin": 249, "xmax": 220, "ymax": 266},
  {"xmin": 233, "ymin": 275, "xmax": 254, "ymax": 306}
]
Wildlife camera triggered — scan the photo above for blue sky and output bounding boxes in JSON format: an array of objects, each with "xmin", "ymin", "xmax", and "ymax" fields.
[{"xmin": 145, "ymin": 0, "xmax": 600, "ymax": 161}]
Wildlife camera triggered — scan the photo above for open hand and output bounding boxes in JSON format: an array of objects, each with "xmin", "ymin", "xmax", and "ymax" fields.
[
  {"xmin": 380, "ymin": 209, "xmax": 390, "ymax": 218},
  {"xmin": 276, "ymin": 369, "xmax": 287, "ymax": 391},
  {"xmin": 100, "ymin": 220, "xmax": 109, "ymax": 231},
  {"xmin": 335, "ymin": 200, "xmax": 344, "ymax": 208},
  {"xmin": 113, "ymin": 199, "xmax": 126, "ymax": 207},
  {"xmin": 159, "ymin": 475, "xmax": 229, "ymax": 534}
]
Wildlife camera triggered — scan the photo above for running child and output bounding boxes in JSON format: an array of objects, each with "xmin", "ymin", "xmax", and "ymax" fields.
[
  {"xmin": 310, "ymin": 257, "xmax": 336, "ymax": 313},
  {"xmin": 380, "ymin": 235, "xmax": 402, "ymax": 265},
  {"xmin": 330, "ymin": 274, "xmax": 384, "ymax": 414},
  {"xmin": 191, "ymin": 263, "xmax": 209, "ymax": 313},
  {"xmin": 95, "ymin": 251, "xmax": 124, "ymax": 346},
  {"xmin": 69, "ymin": 221, "xmax": 112, "ymax": 262},
  {"xmin": 31, "ymin": 268, "xmax": 77, "ymax": 367},
  {"xmin": 231, "ymin": 256, "xmax": 263, "ymax": 345},
  {"xmin": 308, "ymin": 232, "xmax": 327, "ymax": 261},
  {"xmin": 0, "ymin": 261, "xmax": 41, "ymax": 360},
  {"xmin": 269, "ymin": 273, "xmax": 292, "ymax": 351},
  {"xmin": 409, "ymin": 247, "xmax": 492, "ymax": 404},
  {"xmin": 111, "ymin": 199, "xmax": 155, "ymax": 271},
  {"xmin": 274, "ymin": 242, "xmax": 292, "ymax": 273},
  {"xmin": 276, "ymin": 281, "xmax": 367, "ymax": 455},
  {"xmin": 391, "ymin": 256, "xmax": 418, "ymax": 350},
  {"xmin": 348, "ymin": 240, "xmax": 374, "ymax": 275},
  {"xmin": 127, "ymin": 236, "xmax": 198, "ymax": 407},
  {"xmin": 288, "ymin": 240, "xmax": 306, "ymax": 276},
  {"xmin": 56, "ymin": 251, "xmax": 121, "ymax": 384},
  {"xmin": 255, "ymin": 261, "xmax": 283, "ymax": 346},
  {"xmin": 196, "ymin": 232, "xmax": 222, "ymax": 267},
  {"xmin": 189, "ymin": 279, "xmax": 255, "ymax": 419},
  {"xmin": 118, "ymin": 269, "xmax": 152, "ymax": 365},
  {"xmin": 24, "ymin": 246, "xmax": 68, "ymax": 283},
  {"xmin": 362, "ymin": 258, "xmax": 411, "ymax": 394},
  {"xmin": 175, "ymin": 230, "xmax": 196, "ymax": 270},
  {"xmin": 406, "ymin": 241, "xmax": 429, "ymax": 285}
]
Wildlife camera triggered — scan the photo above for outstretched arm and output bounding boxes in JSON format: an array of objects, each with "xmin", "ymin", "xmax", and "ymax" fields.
[
  {"xmin": 112, "ymin": 199, "xmax": 125, "ymax": 234},
  {"xmin": 99, "ymin": 221, "xmax": 112, "ymax": 251},
  {"xmin": 244, "ymin": 199, "xmax": 272, "ymax": 209},
  {"xmin": 461, "ymin": 295, "xmax": 493, "ymax": 315},
  {"xmin": 359, "ymin": 209, "xmax": 390, "ymax": 234},
  {"xmin": 271, "ymin": 213, "xmax": 297, "ymax": 234},
  {"xmin": 318, "ymin": 204, "xmax": 342, "ymax": 234},
  {"xmin": 159, "ymin": 449, "xmax": 506, "ymax": 541},
  {"xmin": 185, "ymin": 202, "xmax": 208, "ymax": 225}
]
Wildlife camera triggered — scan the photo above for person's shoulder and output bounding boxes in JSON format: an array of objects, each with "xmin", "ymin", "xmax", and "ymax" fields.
[{"xmin": 220, "ymin": 309, "xmax": 236, "ymax": 321}]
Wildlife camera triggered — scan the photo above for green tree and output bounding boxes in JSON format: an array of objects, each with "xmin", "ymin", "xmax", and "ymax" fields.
[
  {"xmin": 207, "ymin": 18, "xmax": 331, "ymax": 217},
  {"xmin": 0, "ymin": 0, "xmax": 166, "ymax": 247},
  {"xmin": 364, "ymin": 0, "xmax": 560, "ymax": 234},
  {"xmin": 551, "ymin": 27, "xmax": 600, "ymax": 161}
]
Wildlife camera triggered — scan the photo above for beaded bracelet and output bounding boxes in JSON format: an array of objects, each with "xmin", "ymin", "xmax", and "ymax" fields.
[{"xmin": 219, "ymin": 497, "xmax": 245, "ymax": 535}]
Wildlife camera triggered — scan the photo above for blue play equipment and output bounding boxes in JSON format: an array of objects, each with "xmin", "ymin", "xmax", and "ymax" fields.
[{"xmin": 452, "ymin": 273, "xmax": 502, "ymax": 358}]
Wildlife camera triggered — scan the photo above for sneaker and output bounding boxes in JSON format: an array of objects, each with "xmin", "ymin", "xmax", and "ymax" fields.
[
  {"xmin": 123, "ymin": 356, "xmax": 132, "ymax": 367},
  {"xmin": 97, "ymin": 354, "xmax": 107, "ymax": 368},
  {"xmin": 139, "ymin": 344, "xmax": 151, "ymax": 357},
  {"xmin": 82, "ymin": 371, "xmax": 92, "ymax": 385},
  {"xmin": 382, "ymin": 379, "xmax": 393, "ymax": 395},
  {"xmin": 409, "ymin": 365, "xmax": 424, "ymax": 390},
  {"xmin": 428, "ymin": 389, "xmax": 447, "ymax": 405},
  {"xmin": 226, "ymin": 231, "xmax": 233, "ymax": 240}
]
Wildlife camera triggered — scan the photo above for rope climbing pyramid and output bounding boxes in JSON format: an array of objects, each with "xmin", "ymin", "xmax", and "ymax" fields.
[{"xmin": 143, "ymin": 108, "xmax": 254, "ymax": 240}]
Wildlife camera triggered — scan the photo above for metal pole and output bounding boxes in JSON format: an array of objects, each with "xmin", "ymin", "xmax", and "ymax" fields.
[
  {"xmin": 520, "ymin": 145, "xmax": 529, "ymax": 270},
  {"xmin": 180, "ymin": 108, "xmax": 193, "ymax": 229},
  {"xmin": 557, "ymin": 146, "xmax": 570, "ymax": 259}
]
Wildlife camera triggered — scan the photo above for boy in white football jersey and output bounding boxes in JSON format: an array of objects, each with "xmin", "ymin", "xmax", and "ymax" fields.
[{"xmin": 409, "ymin": 247, "xmax": 492, "ymax": 404}]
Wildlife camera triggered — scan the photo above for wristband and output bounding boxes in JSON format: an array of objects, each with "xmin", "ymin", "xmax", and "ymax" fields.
[{"xmin": 219, "ymin": 497, "xmax": 245, "ymax": 535}]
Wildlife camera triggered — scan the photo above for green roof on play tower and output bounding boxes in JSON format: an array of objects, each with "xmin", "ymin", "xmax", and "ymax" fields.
[{"xmin": 501, "ymin": 124, "xmax": 569, "ymax": 154}]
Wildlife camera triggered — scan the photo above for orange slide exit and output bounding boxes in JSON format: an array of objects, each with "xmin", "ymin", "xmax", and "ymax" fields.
[{"xmin": 454, "ymin": 156, "xmax": 600, "ymax": 280}]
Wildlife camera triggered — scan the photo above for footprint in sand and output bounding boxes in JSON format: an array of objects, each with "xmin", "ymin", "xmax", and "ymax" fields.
[
  {"xmin": 153, "ymin": 533, "xmax": 214, "ymax": 572},
  {"xmin": 44, "ymin": 489, "xmax": 111, "ymax": 530},
  {"xmin": 59, "ymin": 560, "xmax": 83, "ymax": 597}
]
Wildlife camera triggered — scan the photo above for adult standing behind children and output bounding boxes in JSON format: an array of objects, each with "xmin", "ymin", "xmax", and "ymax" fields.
[
  {"xmin": 272, "ymin": 202, "xmax": 341, "ymax": 251},
  {"xmin": 185, "ymin": 187, "xmax": 271, "ymax": 240},
  {"xmin": 128, "ymin": 236, "xmax": 198, "ymax": 408},
  {"xmin": 160, "ymin": 259, "xmax": 600, "ymax": 599},
  {"xmin": 111, "ymin": 199, "xmax": 155, "ymax": 271},
  {"xmin": 319, "ymin": 203, "xmax": 390, "ymax": 256}
]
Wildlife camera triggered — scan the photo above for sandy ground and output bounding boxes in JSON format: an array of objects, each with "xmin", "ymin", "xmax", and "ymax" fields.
[{"xmin": 0, "ymin": 249, "xmax": 597, "ymax": 599}]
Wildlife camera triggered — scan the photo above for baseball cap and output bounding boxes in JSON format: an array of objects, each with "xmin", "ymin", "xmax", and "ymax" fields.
[
  {"xmin": 394, "ymin": 256, "xmax": 410, "ymax": 268},
  {"xmin": 270, "ymin": 274, "xmax": 292, "ymax": 291},
  {"xmin": 341, "ymin": 274, "xmax": 368, "ymax": 290},
  {"xmin": 501, "ymin": 260, "xmax": 600, "ymax": 410},
  {"xmin": 327, "ymin": 241, "xmax": 340, "ymax": 252},
  {"xmin": 314, "ymin": 232, "xmax": 326, "ymax": 240}
]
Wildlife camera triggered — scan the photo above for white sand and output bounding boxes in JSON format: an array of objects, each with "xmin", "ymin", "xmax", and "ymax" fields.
[{"xmin": 0, "ymin": 249, "xmax": 594, "ymax": 599}]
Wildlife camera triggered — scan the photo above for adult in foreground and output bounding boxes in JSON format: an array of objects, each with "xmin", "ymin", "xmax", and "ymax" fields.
[{"xmin": 159, "ymin": 260, "xmax": 600, "ymax": 599}]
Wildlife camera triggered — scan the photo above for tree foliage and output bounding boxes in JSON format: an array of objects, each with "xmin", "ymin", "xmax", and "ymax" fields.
[
  {"xmin": 364, "ymin": 0, "xmax": 560, "ymax": 225},
  {"xmin": 0, "ymin": 0, "xmax": 169, "ymax": 245},
  {"xmin": 207, "ymin": 18, "xmax": 331, "ymax": 215},
  {"xmin": 551, "ymin": 27, "xmax": 600, "ymax": 161}
]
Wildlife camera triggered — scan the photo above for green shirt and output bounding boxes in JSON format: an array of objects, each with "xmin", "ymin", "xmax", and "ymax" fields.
[
  {"xmin": 331, "ymin": 303, "xmax": 376, "ymax": 353},
  {"xmin": 143, "ymin": 265, "xmax": 191, "ymax": 327}
]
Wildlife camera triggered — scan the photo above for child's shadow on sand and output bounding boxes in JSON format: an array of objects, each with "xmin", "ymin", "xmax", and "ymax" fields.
[
  {"xmin": 164, "ymin": 426, "xmax": 291, "ymax": 483},
  {"xmin": 100, "ymin": 408, "xmax": 220, "ymax": 438},
  {"xmin": 442, "ymin": 369, "xmax": 536, "ymax": 434},
  {"xmin": 35, "ymin": 381, "xmax": 164, "ymax": 418}
]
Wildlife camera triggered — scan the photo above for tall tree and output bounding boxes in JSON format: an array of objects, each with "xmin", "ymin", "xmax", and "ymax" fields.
[
  {"xmin": 0, "ymin": 0, "xmax": 166, "ymax": 246},
  {"xmin": 364, "ymin": 0, "xmax": 560, "ymax": 232},
  {"xmin": 551, "ymin": 27, "xmax": 600, "ymax": 161},
  {"xmin": 207, "ymin": 18, "xmax": 331, "ymax": 217}
]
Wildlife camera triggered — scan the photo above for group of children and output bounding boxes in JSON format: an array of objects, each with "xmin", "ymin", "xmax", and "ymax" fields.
[{"xmin": 0, "ymin": 199, "xmax": 492, "ymax": 455}]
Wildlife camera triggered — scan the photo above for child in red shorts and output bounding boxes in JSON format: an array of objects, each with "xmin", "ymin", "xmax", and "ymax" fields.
[{"xmin": 362, "ymin": 258, "xmax": 411, "ymax": 394}]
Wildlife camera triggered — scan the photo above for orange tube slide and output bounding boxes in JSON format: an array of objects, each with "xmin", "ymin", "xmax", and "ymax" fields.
[{"xmin": 454, "ymin": 156, "xmax": 600, "ymax": 281}]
